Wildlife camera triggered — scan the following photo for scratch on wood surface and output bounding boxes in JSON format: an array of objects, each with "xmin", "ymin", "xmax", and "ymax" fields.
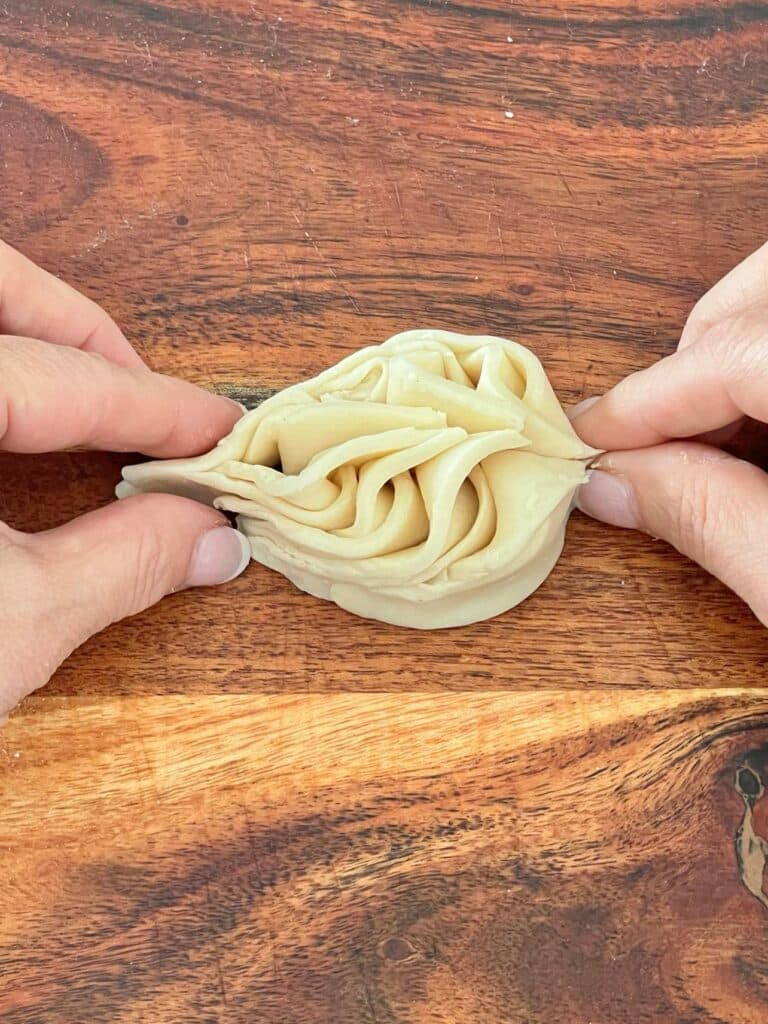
[
  {"xmin": 697, "ymin": 56, "xmax": 712, "ymax": 77},
  {"xmin": 151, "ymin": 917, "xmax": 166, "ymax": 974},
  {"xmin": 293, "ymin": 211, "xmax": 361, "ymax": 314},
  {"xmin": 357, "ymin": 919, "xmax": 381, "ymax": 1024},
  {"xmin": 244, "ymin": 810, "xmax": 282, "ymax": 984},
  {"xmin": 134, "ymin": 39, "xmax": 154, "ymax": 67},
  {"xmin": 631, "ymin": 573, "xmax": 676, "ymax": 665},
  {"xmin": 205, "ymin": 879, "xmax": 230, "ymax": 1006},
  {"xmin": 556, "ymin": 167, "xmax": 575, "ymax": 200},
  {"xmin": 548, "ymin": 216, "xmax": 576, "ymax": 294},
  {"xmin": 393, "ymin": 180, "xmax": 404, "ymax": 222}
]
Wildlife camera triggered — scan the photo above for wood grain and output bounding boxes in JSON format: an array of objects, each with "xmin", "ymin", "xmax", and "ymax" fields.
[
  {"xmin": 3, "ymin": 690, "xmax": 768, "ymax": 1023},
  {"xmin": 3, "ymin": 2, "xmax": 768, "ymax": 1020}
]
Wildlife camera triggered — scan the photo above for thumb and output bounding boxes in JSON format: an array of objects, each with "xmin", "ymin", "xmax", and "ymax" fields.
[
  {"xmin": 1, "ymin": 494, "xmax": 250, "ymax": 715},
  {"xmin": 575, "ymin": 442, "xmax": 768, "ymax": 627}
]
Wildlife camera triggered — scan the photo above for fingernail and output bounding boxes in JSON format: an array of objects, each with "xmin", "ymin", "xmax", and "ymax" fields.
[
  {"xmin": 185, "ymin": 527, "xmax": 251, "ymax": 587},
  {"xmin": 575, "ymin": 469, "xmax": 640, "ymax": 530},
  {"xmin": 223, "ymin": 397, "xmax": 248, "ymax": 415},
  {"xmin": 568, "ymin": 396, "xmax": 600, "ymax": 420},
  {"xmin": 115, "ymin": 480, "xmax": 139, "ymax": 500}
]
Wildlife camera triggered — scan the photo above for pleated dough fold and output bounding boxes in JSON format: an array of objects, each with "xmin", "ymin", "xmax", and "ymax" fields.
[{"xmin": 119, "ymin": 329, "xmax": 597, "ymax": 628}]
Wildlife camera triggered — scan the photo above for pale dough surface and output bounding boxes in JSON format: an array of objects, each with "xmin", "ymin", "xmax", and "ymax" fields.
[{"xmin": 119, "ymin": 329, "xmax": 597, "ymax": 628}]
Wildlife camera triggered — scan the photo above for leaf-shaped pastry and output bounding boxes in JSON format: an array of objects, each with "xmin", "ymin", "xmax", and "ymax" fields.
[{"xmin": 118, "ymin": 329, "xmax": 598, "ymax": 628}]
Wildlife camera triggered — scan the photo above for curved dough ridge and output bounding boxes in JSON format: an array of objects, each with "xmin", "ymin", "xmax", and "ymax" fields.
[{"xmin": 119, "ymin": 329, "xmax": 597, "ymax": 628}]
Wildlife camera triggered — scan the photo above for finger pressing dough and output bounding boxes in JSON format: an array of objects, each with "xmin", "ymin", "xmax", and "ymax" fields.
[{"xmin": 118, "ymin": 329, "xmax": 597, "ymax": 628}]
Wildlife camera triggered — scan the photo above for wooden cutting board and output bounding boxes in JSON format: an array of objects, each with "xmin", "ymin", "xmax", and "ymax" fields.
[{"xmin": 2, "ymin": 2, "xmax": 768, "ymax": 1021}]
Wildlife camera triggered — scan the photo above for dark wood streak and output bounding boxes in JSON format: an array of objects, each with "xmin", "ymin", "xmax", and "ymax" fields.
[
  {"xmin": 398, "ymin": 0, "xmax": 768, "ymax": 34},
  {"xmin": 2, "ymin": 3, "xmax": 768, "ymax": 132},
  {"xmin": 2, "ymin": 692, "xmax": 768, "ymax": 1023},
  {"xmin": 0, "ymin": 32, "xmax": 286, "ymax": 127},
  {"xmin": 0, "ymin": 92, "xmax": 108, "ymax": 236}
]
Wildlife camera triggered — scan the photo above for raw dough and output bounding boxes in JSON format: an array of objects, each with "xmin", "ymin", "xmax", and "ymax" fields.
[{"xmin": 118, "ymin": 329, "xmax": 597, "ymax": 628}]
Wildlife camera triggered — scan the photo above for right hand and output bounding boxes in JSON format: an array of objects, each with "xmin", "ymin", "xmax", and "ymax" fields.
[{"xmin": 571, "ymin": 241, "xmax": 768, "ymax": 627}]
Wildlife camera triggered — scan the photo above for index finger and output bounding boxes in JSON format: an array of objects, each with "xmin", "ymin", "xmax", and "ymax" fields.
[
  {"xmin": 571, "ymin": 307, "xmax": 768, "ymax": 451},
  {"xmin": 0, "ymin": 240, "xmax": 145, "ymax": 369},
  {"xmin": 0, "ymin": 336, "xmax": 242, "ymax": 456}
]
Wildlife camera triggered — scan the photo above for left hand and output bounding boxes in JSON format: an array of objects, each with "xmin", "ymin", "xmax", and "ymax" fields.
[{"xmin": 0, "ymin": 242, "xmax": 249, "ymax": 718}]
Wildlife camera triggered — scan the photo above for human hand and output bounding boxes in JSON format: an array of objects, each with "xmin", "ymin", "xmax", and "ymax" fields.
[
  {"xmin": 0, "ymin": 242, "xmax": 249, "ymax": 718},
  {"xmin": 571, "ymin": 241, "xmax": 768, "ymax": 626}
]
